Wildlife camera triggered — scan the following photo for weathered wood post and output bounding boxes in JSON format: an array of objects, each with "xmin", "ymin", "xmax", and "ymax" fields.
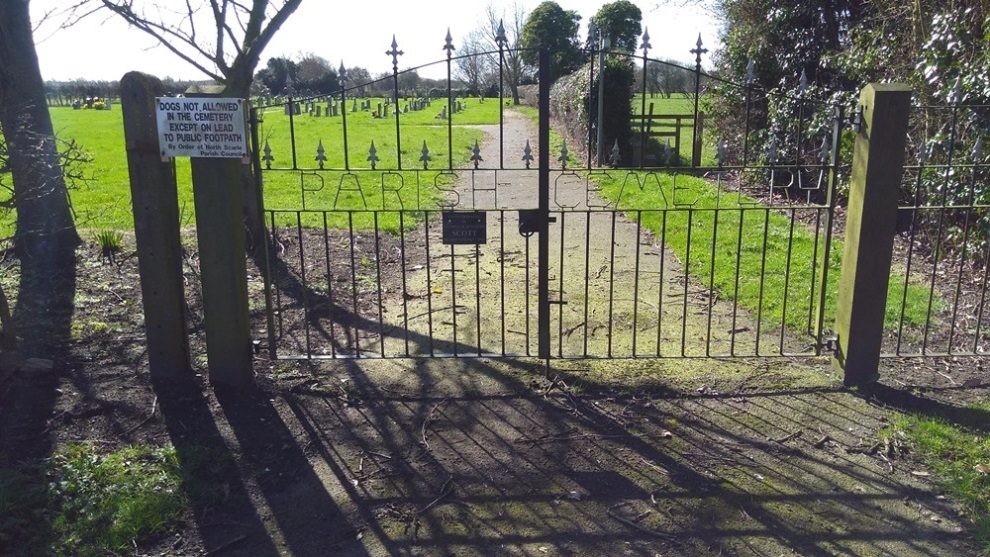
[
  {"xmin": 185, "ymin": 85, "xmax": 253, "ymax": 388},
  {"xmin": 120, "ymin": 72, "xmax": 190, "ymax": 378},
  {"xmin": 832, "ymin": 83, "xmax": 912, "ymax": 388}
]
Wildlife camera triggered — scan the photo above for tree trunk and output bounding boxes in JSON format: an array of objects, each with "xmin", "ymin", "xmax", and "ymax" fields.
[
  {"xmin": 0, "ymin": 0, "xmax": 80, "ymax": 357},
  {"xmin": 0, "ymin": 0, "xmax": 80, "ymax": 258}
]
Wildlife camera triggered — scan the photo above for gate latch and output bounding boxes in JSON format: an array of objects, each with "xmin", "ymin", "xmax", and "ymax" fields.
[{"xmin": 518, "ymin": 209, "xmax": 556, "ymax": 236}]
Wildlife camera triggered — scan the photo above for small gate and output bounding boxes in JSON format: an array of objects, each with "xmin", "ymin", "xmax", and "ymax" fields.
[{"xmin": 252, "ymin": 40, "xmax": 846, "ymax": 362}]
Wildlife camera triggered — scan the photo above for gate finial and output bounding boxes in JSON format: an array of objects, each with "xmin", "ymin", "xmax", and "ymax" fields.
[
  {"xmin": 496, "ymin": 20, "xmax": 507, "ymax": 48},
  {"xmin": 315, "ymin": 140, "xmax": 327, "ymax": 169},
  {"xmin": 641, "ymin": 28, "xmax": 651, "ymax": 57},
  {"xmin": 262, "ymin": 140, "xmax": 274, "ymax": 169},
  {"xmin": 368, "ymin": 141, "xmax": 379, "ymax": 170},
  {"xmin": 419, "ymin": 140, "xmax": 432, "ymax": 169},
  {"xmin": 522, "ymin": 140, "xmax": 533, "ymax": 169},
  {"xmin": 387, "ymin": 36, "xmax": 404, "ymax": 72},
  {"xmin": 444, "ymin": 28, "xmax": 455, "ymax": 60}
]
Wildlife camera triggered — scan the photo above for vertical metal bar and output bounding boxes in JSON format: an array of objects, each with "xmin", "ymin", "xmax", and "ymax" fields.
[
  {"xmin": 348, "ymin": 212, "xmax": 361, "ymax": 357},
  {"xmin": 252, "ymin": 108, "xmax": 278, "ymax": 360},
  {"xmin": 779, "ymin": 209, "xmax": 797, "ymax": 355},
  {"xmin": 538, "ymin": 47, "xmax": 551, "ymax": 362},
  {"xmin": 583, "ymin": 212, "xmax": 592, "ymax": 356},
  {"xmin": 393, "ymin": 66, "xmax": 403, "ymax": 170},
  {"xmin": 690, "ymin": 37, "xmax": 706, "ymax": 169},
  {"xmin": 399, "ymin": 212, "xmax": 410, "ymax": 356},
  {"xmin": 374, "ymin": 213, "xmax": 386, "ymax": 356},
  {"xmin": 607, "ymin": 212, "xmax": 618, "ymax": 357},
  {"xmin": 633, "ymin": 213, "xmax": 643, "ymax": 356},
  {"xmin": 558, "ymin": 211, "xmax": 567, "ymax": 357},
  {"xmin": 322, "ymin": 213, "xmax": 337, "ymax": 358},
  {"xmin": 681, "ymin": 211, "xmax": 694, "ymax": 356},
  {"xmin": 706, "ymin": 208, "xmax": 719, "ymax": 356},
  {"xmin": 947, "ymin": 165, "xmax": 980, "ymax": 352},
  {"xmin": 639, "ymin": 54, "xmax": 648, "ymax": 168},
  {"xmin": 897, "ymin": 167, "xmax": 925, "ymax": 354},
  {"xmin": 288, "ymin": 96, "xmax": 298, "ymax": 169},
  {"xmin": 424, "ymin": 212, "xmax": 435, "ymax": 356},
  {"xmin": 587, "ymin": 58, "xmax": 595, "ymax": 169},
  {"xmin": 525, "ymin": 236, "xmax": 531, "ymax": 355},
  {"xmin": 499, "ymin": 42, "xmax": 505, "ymax": 169},
  {"xmin": 731, "ymin": 208, "xmax": 745, "ymax": 355},
  {"xmin": 500, "ymin": 210, "xmax": 506, "ymax": 355},
  {"xmin": 815, "ymin": 107, "xmax": 843, "ymax": 349},
  {"xmin": 974, "ymin": 249, "xmax": 990, "ymax": 353},
  {"xmin": 755, "ymin": 208, "xmax": 771, "ymax": 355},
  {"xmin": 656, "ymin": 211, "xmax": 667, "ymax": 356},
  {"xmin": 296, "ymin": 212, "xmax": 311, "ymax": 357},
  {"xmin": 340, "ymin": 77, "xmax": 350, "ymax": 170},
  {"xmin": 450, "ymin": 243, "xmax": 458, "ymax": 355},
  {"xmin": 446, "ymin": 48, "xmax": 454, "ymax": 169},
  {"xmin": 923, "ymin": 102, "xmax": 961, "ymax": 353},
  {"xmin": 807, "ymin": 209, "xmax": 823, "ymax": 337},
  {"xmin": 271, "ymin": 212, "xmax": 284, "ymax": 341},
  {"xmin": 476, "ymin": 242, "xmax": 482, "ymax": 356}
]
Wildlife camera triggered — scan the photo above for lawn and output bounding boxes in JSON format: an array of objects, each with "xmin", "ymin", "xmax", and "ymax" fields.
[{"xmin": 0, "ymin": 96, "xmax": 504, "ymax": 237}]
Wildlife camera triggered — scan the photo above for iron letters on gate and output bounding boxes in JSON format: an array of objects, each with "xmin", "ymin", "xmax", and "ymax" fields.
[{"xmin": 441, "ymin": 211, "xmax": 487, "ymax": 245}]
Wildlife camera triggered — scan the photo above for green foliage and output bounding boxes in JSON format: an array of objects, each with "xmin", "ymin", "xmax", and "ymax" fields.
[
  {"xmin": 589, "ymin": 0, "xmax": 642, "ymax": 52},
  {"xmin": 519, "ymin": 1, "xmax": 584, "ymax": 80},
  {"xmin": 0, "ymin": 466, "xmax": 48, "ymax": 555},
  {"xmin": 550, "ymin": 55, "xmax": 634, "ymax": 165},
  {"xmin": 94, "ymin": 229, "xmax": 123, "ymax": 263},
  {"xmin": 885, "ymin": 406, "xmax": 990, "ymax": 554},
  {"xmin": 48, "ymin": 443, "xmax": 186, "ymax": 556}
]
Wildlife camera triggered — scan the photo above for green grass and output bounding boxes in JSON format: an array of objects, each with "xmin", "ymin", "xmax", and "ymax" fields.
[
  {"xmin": 883, "ymin": 404, "xmax": 990, "ymax": 554},
  {"xmin": 594, "ymin": 171, "xmax": 934, "ymax": 331},
  {"xmin": 257, "ymin": 97, "xmax": 499, "ymax": 230},
  {"xmin": 47, "ymin": 443, "xmax": 186, "ymax": 556},
  {"xmin": 0, "ymin": 97, "xmax": 505, "ymax": 237}
]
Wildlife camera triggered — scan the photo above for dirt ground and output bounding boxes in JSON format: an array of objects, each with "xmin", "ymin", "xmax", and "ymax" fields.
[{"xmin": 1, "ymin": 111, "xmax": 989, "ymax": 556}]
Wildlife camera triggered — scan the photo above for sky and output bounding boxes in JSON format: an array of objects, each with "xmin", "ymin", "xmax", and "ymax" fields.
[{"xmin": 30, "ymin": 0, "xmax": 721, "ymax": 83}]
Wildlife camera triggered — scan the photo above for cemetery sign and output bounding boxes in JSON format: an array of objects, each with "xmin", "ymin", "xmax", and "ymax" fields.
[{"xmin": 155, "ymin": 97, "xmax": 248, "ymax": 158}]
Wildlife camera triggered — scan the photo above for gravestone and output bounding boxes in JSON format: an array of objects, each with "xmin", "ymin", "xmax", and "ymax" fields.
[
  {"xmin": 352, "ymin": 99, "xmax": 357, "ymax": 112},
  {"xmin": 284, "ymin": 104, "xmax": 291, "ymax": 115},
  {"xmin": 314, "ymin": 105, "xmax": 322, "ymax": 117},
  {"xmin": 440, "ymin": 106, "xmax": 447, "ymax": 119}
]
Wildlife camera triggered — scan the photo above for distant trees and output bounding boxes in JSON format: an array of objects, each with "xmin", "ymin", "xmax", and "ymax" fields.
[
  {"xmin": 520, "ymin": 1, "xmax": 584, "ymax": 80},
  {"xmin": 639, "ymin": 60, "xmax": 692, "ymax": 98},
  {"xmin": 588, "ymin": 0, "xmax": 642, "ymax": 52}
]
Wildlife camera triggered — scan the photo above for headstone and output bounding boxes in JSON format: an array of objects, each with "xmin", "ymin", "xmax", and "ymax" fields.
[
  {"xmin": 284, "ymin": 104, "xmax": 291, "ymax": 115},
  {"xmin": 314, "ymin": 105, "xmax": 322, "ymax": 117},
  {"xmin": 440, "ymin": 106, "xmax": 447, "ymax": 119},
  {"xmin": 332, "ymin": 104, "xmax": 338, "ymax": 116},
  {"xmin": 377, "ymin": 103, "xmax": 382, "ymax": 117},
  {"xmin": 352, "ymin": 99, "xmax": 357, "ymax": 112}
]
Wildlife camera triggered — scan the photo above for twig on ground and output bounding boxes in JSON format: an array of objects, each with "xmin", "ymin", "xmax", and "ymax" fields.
[
  {"xmin": 420, "ymin": 399, "xmax": 447, "ymax": 451},
  {"xmin": 772, "ymin": 430, "xmax": 803, "ymax": 444},
  {"xmin": 415, "ymin": 475, "xmax": 454, "ymax": 515},
  {"xmin": 813, "ymin": 435, "xmax": 832, "ymax": 449},
  {"xmin": 124, "ymin": 396, "xmax": 158, "ymax": 434}
]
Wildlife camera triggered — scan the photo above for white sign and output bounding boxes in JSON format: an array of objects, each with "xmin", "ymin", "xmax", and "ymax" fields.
[{"xmin": 155, "ymin": 97, "xmax": 248, "ymax": 158}]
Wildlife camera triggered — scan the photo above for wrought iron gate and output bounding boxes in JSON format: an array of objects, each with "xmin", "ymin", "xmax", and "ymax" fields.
[{"xmin": 251, "ymin": 40, "xmax": 846, "ymax": 361}]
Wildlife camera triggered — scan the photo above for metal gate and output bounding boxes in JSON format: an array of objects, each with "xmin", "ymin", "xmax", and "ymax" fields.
[{"xmin": 251, "ymin": 40, "xmax": 845, "ymax": 361}]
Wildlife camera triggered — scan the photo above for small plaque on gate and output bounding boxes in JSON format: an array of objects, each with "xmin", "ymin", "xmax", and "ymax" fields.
[{"xmin": 442, "ymin": 211, "xmax": 487, "ymax": 245}]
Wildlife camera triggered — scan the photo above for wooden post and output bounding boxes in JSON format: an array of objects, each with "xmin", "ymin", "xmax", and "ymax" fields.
[
  {"xmin": 120, "ymin": 72, "xmax": 190, "ymax": 378},
  {"xmin": 186, "ymin": 85, "xmax": 253, "ymax": 388},
  {"xmin": 692, "ymin": 112, "xmax": 704, "ymax": 167},
  {"xmin": 832, "ymin": 83, "xmax": 912, "ymax": 388}
]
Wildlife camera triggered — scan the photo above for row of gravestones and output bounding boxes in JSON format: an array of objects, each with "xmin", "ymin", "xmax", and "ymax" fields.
[{"xmin": 275, "ymin": 97, "xmax": 467, "ymax": 119}]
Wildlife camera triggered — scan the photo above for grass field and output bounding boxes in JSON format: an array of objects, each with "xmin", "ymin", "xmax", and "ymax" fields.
[{"xmin": 0, "ymin": 96, "xmax": 504, "ymax": 237}]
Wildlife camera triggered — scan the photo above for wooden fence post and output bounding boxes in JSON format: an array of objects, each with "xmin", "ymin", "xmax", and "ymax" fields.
[
  {"xmin": 185, "ymin": 85, "xmax": 253, "ymax": 389},
  {"xmin": 832, "ymin": 83, "xmax": 912, "ymax": 388},
  {"xmin": 120, "ymin": 72, "xmax": 190, "ymax": 378}
]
